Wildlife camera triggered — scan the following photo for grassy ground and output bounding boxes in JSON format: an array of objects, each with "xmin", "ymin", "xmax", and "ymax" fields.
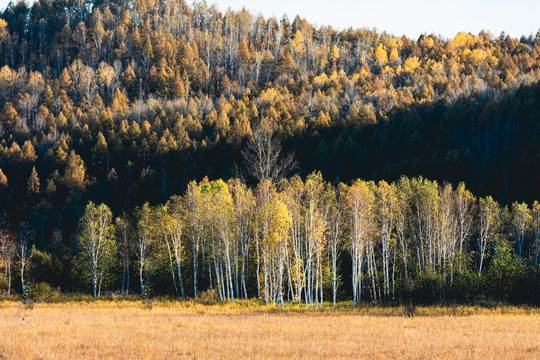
[{"xmin": 0, "ymin": 300, "xmax": 539, "ymax": 359}]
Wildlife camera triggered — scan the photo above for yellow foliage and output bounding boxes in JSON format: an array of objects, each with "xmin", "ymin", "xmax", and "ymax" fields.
[
  {"xmin": 330, "ymin": 45, "xmax": 340, "ymax": 62},
  {"xmin": 453, "ymin": 32, "xmax": 473, "ymax": 48},
  {"xmin": 389, "ymin": 48, "xmax": 399, "ymax": 63},
  {"xmin": 374, "ymin": 44, "xmax": 388, "ymax": 66},
  {"xmin": 462, "ymin": 48, "xmax": 488, "ymax": 66},
  {"xmin": 403, "ymin": 57, "xmax": 421, "ymax": 73},
  {"xmin": 259, "ymin": 88, "xmax": 281, "ymax": 106},
  {"xmin": 419, "ymin": 37, "xmax": 435, "ymax": 49},
  {"xmin": 291, "ymin": 30, "xmax": 304, "ymax": 54},
  {"xmin": 312, "ymin": 73, "xmax": 329, "ymax": 87}
]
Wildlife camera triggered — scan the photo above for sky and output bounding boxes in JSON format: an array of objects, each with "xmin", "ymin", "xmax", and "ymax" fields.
[
  {"xmin": 0, "ymin": 0, "xmax": 537, "ymax": 40},
  {"xmin": 211, "ymin": 0, "xmax": 539, "ymax": 39}
]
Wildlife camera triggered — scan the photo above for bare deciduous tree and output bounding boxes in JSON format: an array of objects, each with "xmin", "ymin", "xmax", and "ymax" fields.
[{"xmin": 242, "ymin": 126, "xmax": 296, "ymax": 184}]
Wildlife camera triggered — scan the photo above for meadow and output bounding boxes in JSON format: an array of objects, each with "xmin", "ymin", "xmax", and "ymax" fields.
[{"xmin": 0, "ymin": 301, "xmax": 539, "ymax": 359}]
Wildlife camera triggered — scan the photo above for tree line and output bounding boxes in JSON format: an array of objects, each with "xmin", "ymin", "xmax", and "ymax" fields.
[{"xmin": 2, "ymin": 172, "xmax": 539, "ymax": 305}]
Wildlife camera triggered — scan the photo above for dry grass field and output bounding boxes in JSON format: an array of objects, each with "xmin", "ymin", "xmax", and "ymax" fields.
[{"xmin": 0, "ymin": 301, "xmax": 539, "ymax": 359}]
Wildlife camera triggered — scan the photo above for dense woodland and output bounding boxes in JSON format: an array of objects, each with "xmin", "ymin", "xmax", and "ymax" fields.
[{"xmin": 0, "ymin": 0, "xmax": 540, "ymax": 303}]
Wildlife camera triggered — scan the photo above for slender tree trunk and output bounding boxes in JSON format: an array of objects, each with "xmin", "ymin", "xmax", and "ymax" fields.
[
  {"xmin": 256, "ymin": 236, "xmax": 261, "ymax": 299},
  {"xmin": 7, "ymin": 259, "xmax": 11, "ymax": 296},
  {"xmin": 121, "ymin": 260, "xmax": 126, "ymax": 300},
  {"xmin": 176, "ymin": 256, "xmax": 185, "ymax": 299},
  {"xmin": 20, "ymin": 259, "xmax": 25, "ymax": 294},
  {"xmin": 193, "ymin": 237, "xmax": 198, "ymax": 299},
  {"xmin": 93, "ymin": 263, "xmax": 97, "ymax": 299},
  {"xmin": 126, "ymin": 259, "xmax": 130, "ymax": 295},
  {"xmin": 98, "ymin": 264, "xmax": 104, "ymax": 298},
  {"xmin": 139, "ymin": 260, "xmax": 144, "ymax": 294},
  {"xmin": 166, "ymin": 240, "xmax": 179, "ymax": 297}
]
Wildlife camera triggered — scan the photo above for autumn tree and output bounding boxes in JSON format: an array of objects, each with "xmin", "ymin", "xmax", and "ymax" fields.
[
  {"xmin": 166, "ymin": 195, "xmax": 186, "ymax": 299},
  {"xmin": 324, "ymin": 182, "xmax": 343, "ymax": 306},
  {"xmin": 376, "ymin": 180, "xmax": 397, "ymax": 299},
  {"xmin": 185, "ymin": 180, "xmax": 203, "ymax": 298},
  {"xmin": 228, "ymin": 178, "xmax": 254, "ymax": 299},
  {"xmin": 136, "ymin": 202, "xmax": 154, "ymax": 295},
  {"xmin": 77, "ymin": 202, "xmax": 115, "ymax": 298},
  {"xmin": 345, "ymin": 180, "xmax": 374, "ymax": 305},
  {"xmin": 511, "ymin": 202, "xmax": 531, "ymax": 257},
  {"xmin": 18, "ymin": 223, "xmax": 34, "ymax": 294},
  {"xmin": 478, "ymin": 196, "xmax": 501, "ymax": 275},
  {"xmin": 115, "ymin": 213, "xmax": 132, "ymax": 298},
  {"xmin": 258, "ymin": 187, "xmax": 291, "ymax": 306},
  {"xmin": 455, "ymin": 182, "xmax": 475, "ymax": 271}
]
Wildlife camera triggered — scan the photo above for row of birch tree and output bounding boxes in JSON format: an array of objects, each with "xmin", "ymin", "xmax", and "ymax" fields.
[{"xmin": 3, "ymin": 173, "xmax": 540, "ymax": 304}]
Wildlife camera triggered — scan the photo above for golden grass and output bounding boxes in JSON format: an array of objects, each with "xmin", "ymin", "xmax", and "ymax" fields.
[{"xmin": 0, "ymin": 301, "xmax": 539, "ymax": 359}]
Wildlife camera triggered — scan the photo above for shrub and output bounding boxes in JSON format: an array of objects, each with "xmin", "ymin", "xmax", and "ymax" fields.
[
  {"xmin": 196, "ymin": 289, "xmax": 220, "ymax": 305},
  {"xmin": 29, "ymin": 282, "xmax": 52, "ymax": 300}
]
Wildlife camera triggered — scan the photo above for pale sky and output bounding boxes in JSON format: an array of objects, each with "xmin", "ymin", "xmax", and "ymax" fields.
[
  {"xmin": 0, "ymin": 0, "xmax": 538, "ymax": 39},
  {"xmin": 212, "ymin": 0, "xmax": 539, "ymax": 39}
]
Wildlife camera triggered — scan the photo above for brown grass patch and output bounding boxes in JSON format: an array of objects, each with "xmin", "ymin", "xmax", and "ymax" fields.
[{"xmin": 0, "ymin": 302, "xmax": 538, "ymax": 359}]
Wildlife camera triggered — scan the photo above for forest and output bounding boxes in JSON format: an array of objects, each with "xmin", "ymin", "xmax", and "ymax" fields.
[{"xmin": 0, "ymin": 0, "xmax": 539, "ymax": 304}]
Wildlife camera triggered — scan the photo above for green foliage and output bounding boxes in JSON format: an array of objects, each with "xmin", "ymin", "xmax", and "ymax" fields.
[
  {"xmin": 488, "ymin": 240, "xmax": 527, "ymax": 301},
  {"xmin": 28, "ymin": 282, "xmax": 52, "ymax": 300},
  {"xmin": 141, "ymin": 284, "xmax": 152, "ymax": 299},
  {"xmin": 0, "ymin": 275, "xmax": 7, "ymax": 291},
  {"xmin": 28, "ymin": 248, "xmax": 63, "ymax": 287}
]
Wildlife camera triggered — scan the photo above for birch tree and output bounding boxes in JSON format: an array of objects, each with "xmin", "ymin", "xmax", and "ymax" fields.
[
  {"xmin": 410, "ymin": 178, "xmax": 439, "ymax": 273},
  {"xmin": 115, "ymin": 212, "xmax": 131, "ymax": 299},
  {"xmin": 304, "ymin": 171, "xmax": 327, "ymax": 307},
  {"xmin": 156, "ymin": 205, "xmax": 181, "ymax": 298},
  {"xmin": 511, "ymin": 202, "xmax": 531, "ymax": 258},
  {"xmin": 259, "ymin": 193, "xmax": 291, "ymax": 306},
  {"xmin": 455, "ymin": 182, "xmax": 475, "ymax": 272},
  {"xmin": 395, "ymin": 177, "xmax": 411, "ymax": 280},
  {"xmin": 255, "ymin": 180, "xmax": 275, "ymax": 301},
  {"xmin": 376, "ymin": 180, "xmax": 396, "ymax": 299},
  {"xmin": 166, "ymin": 195, "xmax": 186, "ymax": 298},
  {"xmin": 136, "ymin": 202, "xmax": 153, "ymax": 295},
  {"xmin": 478, "ymin": 196, "xmax": 501, "ymax": 275},
  {"xmin": 436, "ymin": 183, "xmax": 459, "ymax": 284},
  {"xmin": 281, "ymin": 175, "xmax": 304, "ymax": 305},
  {"xmin": 201, "ymin": 179, "xmax": 235, "ymax": 302},
  {"xmin": 324, "ymin": 183, "xmax": 343, "ymax": 306},
  {"xmin": 228, "ymin": 179, "xmax": 254, "ymax": 299},
  {"xmin": 18, "ymin": 223, "xmax": 34, "ymax": 295},
  {"xmin": 345, "ymin": 180, "xmax": 374, "ymax": 306},
  {"xmin": 185, "ymin": 180, "xmax": 203, "ymax": 298},
  {"xmin": 78, "ymin": 202, "xmax": 114, "ymax": 298}
]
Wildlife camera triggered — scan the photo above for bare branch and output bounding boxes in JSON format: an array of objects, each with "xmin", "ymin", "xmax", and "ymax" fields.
[{"xmin": 242, "ymin": 126, "xmax": 297, "ymax": 184}]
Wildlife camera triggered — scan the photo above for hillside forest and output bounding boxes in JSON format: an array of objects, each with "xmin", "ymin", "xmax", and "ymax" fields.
[{"xmin": 0, "ymin": 0, "xmax": 540, "ymax": 304}]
